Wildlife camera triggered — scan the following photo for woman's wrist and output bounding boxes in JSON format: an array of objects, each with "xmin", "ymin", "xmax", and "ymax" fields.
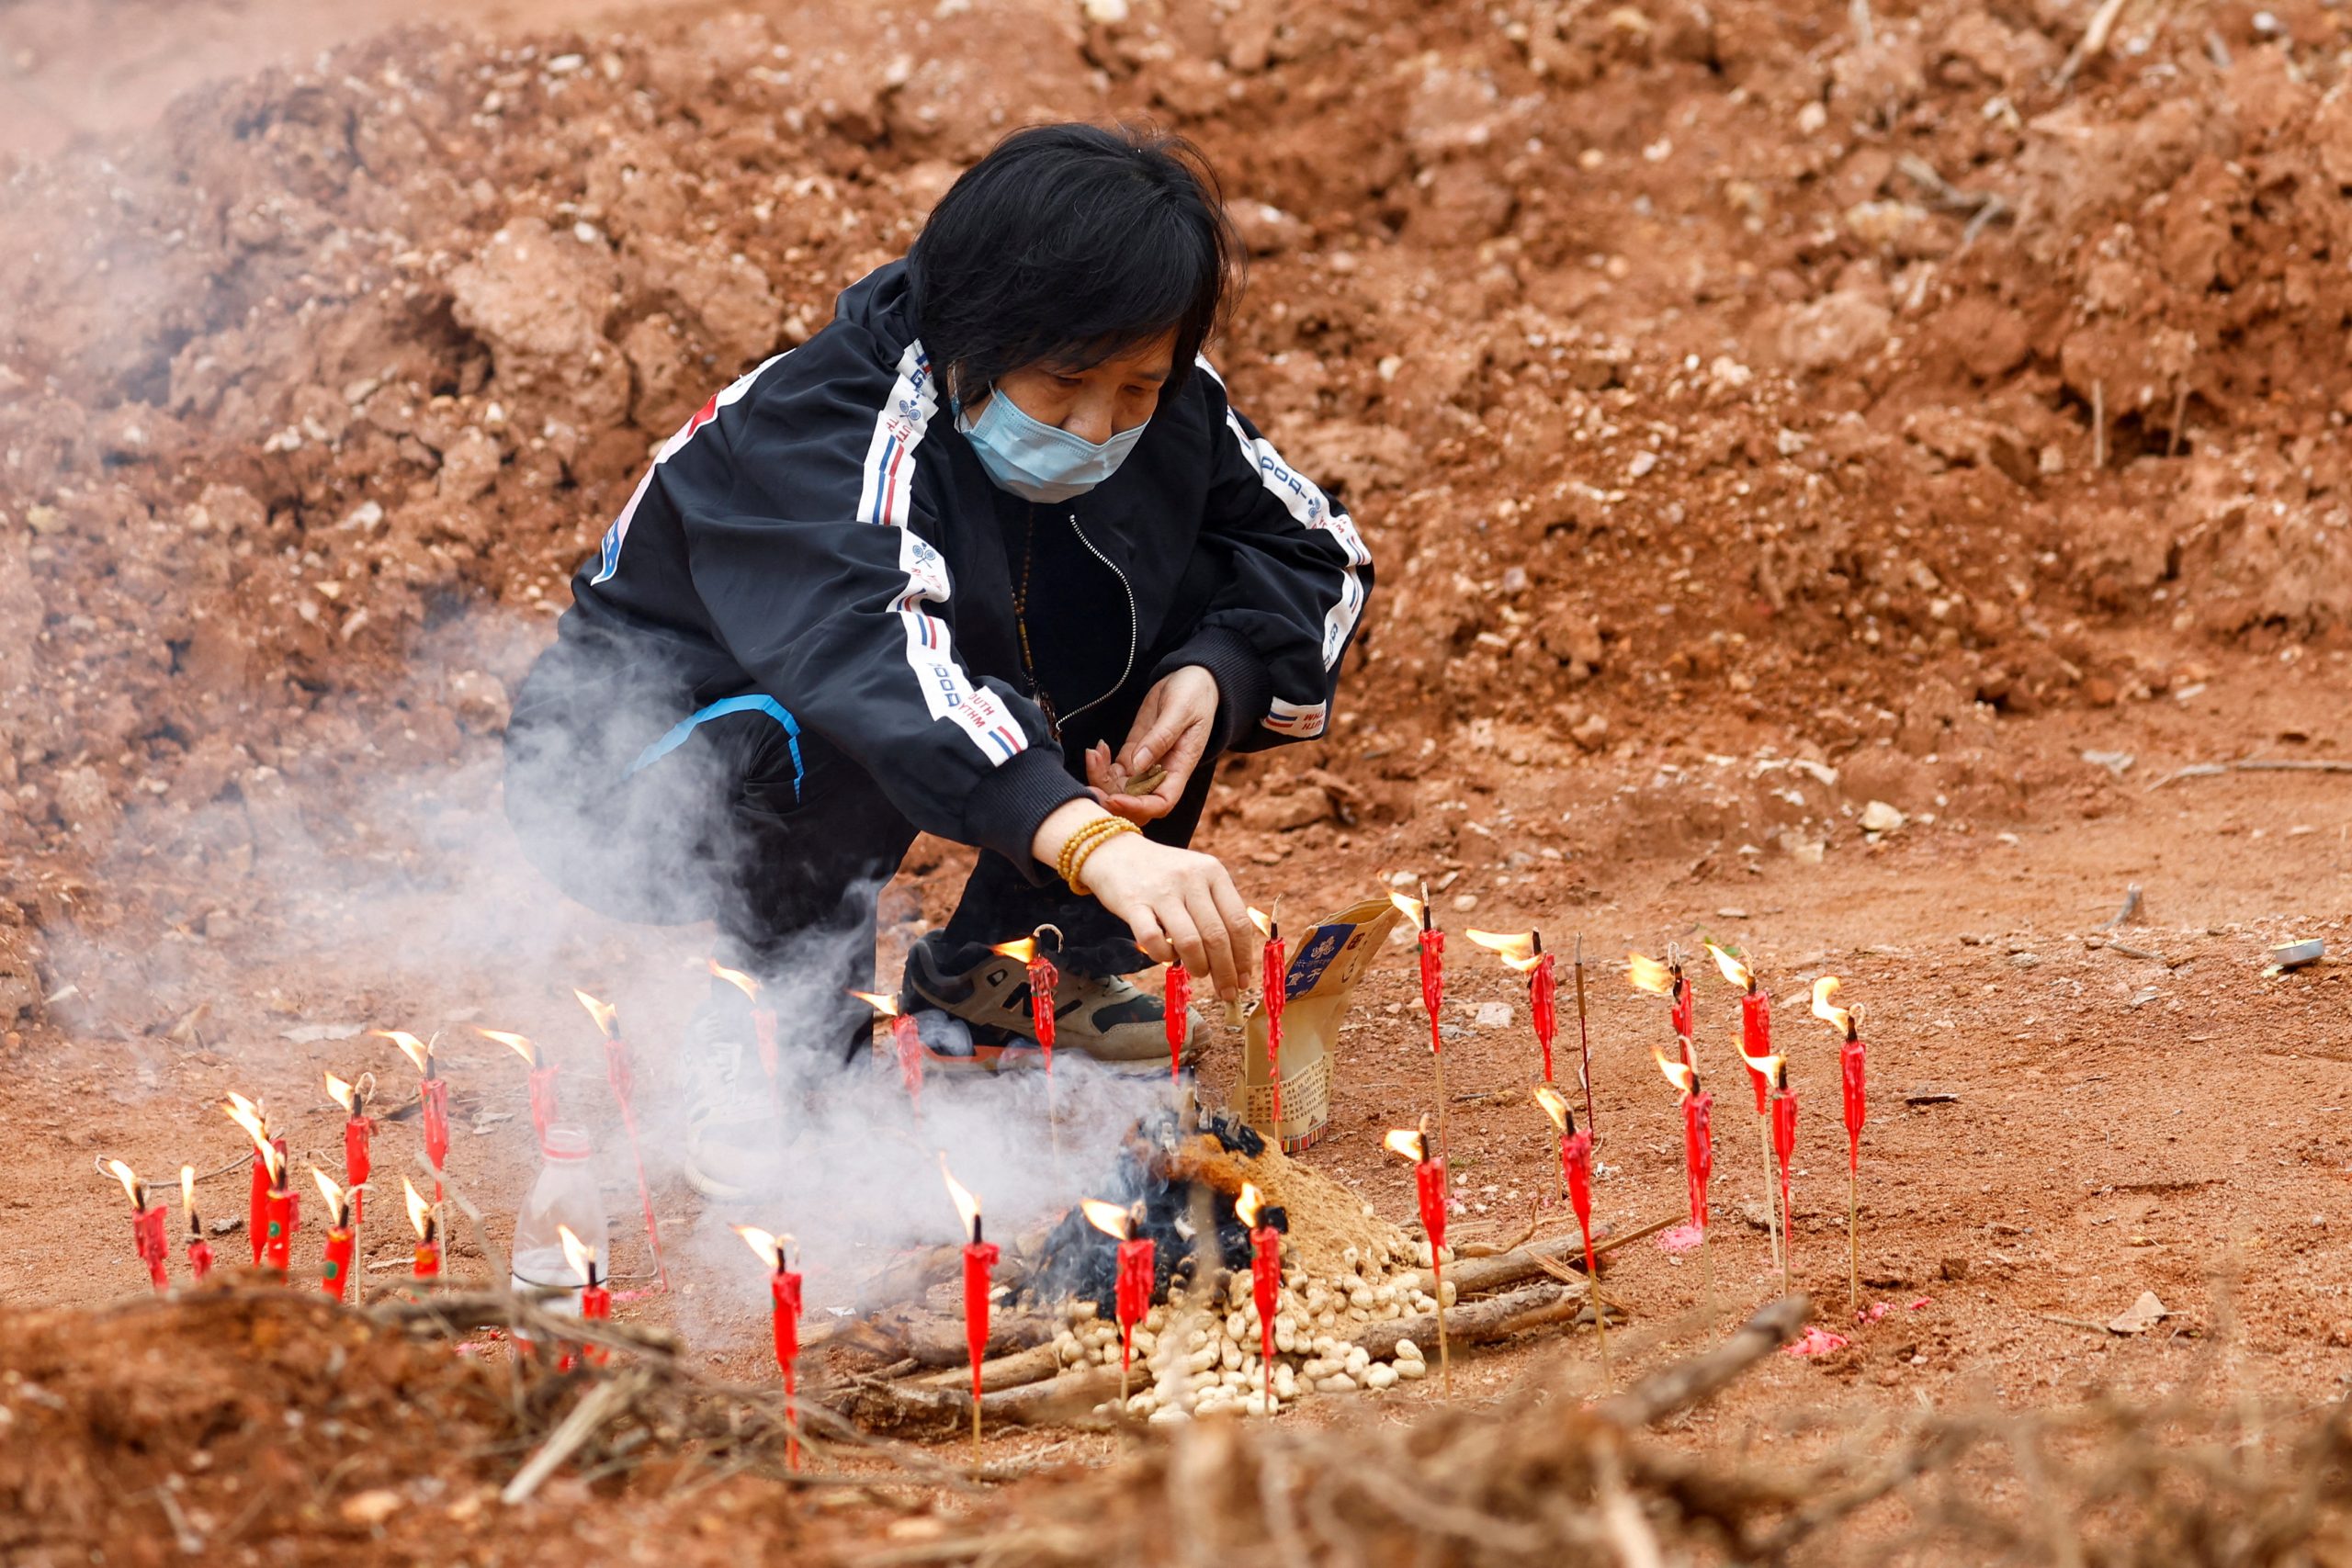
[{"xmin": 1032, "ymin": 797, "xmax": 1115, "ymax": 872}]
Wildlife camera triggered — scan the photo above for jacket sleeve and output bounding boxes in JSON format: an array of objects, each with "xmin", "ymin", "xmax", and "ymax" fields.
[
  {"xmin": 673, "ymin": 344, "xmax": 1087, "ymax": 870},
  {"xmin": 1148, "ymin": 363, "xmax": 1375, "ymax": 752}
]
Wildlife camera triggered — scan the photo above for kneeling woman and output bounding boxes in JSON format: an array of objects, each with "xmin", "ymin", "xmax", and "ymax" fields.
[{"xmin": 504, "ymin": 123, "xmax": 1374, "ymax": 1196}]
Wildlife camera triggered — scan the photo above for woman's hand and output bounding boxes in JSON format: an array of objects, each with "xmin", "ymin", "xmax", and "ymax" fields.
[
  {"xmin": 1031, "ymin": 800, "xmax": 1257, "ymax": 998},
  {"xmin": 1084, "ymin": 665, "xmax": 1218, "ymax": 823}
]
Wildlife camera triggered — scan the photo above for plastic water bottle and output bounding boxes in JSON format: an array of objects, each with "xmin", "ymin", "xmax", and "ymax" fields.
[{"xmin": 510, "ymin": 1123, "xmax": 608, "ymax": 1314}]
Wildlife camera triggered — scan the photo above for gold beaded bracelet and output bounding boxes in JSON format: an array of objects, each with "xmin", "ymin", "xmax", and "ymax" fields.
[
  {"xmin": 1061, "ymin": 817, "xmax": 1141, "ymax": 897},
  {"xmin": 1052, "ymin": 817, "xmax": 1124, "ymax": 886}
]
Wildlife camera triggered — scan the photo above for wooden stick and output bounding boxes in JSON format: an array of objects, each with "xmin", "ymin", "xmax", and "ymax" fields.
[
  {"xmin": 1597, "ymin": 1292, "xmax": 1807, "ymax": 1427},
  {"xmin": 1442, "ymin": 1212, "xmax": 1681, "ymax": 1297},
  {"xmin": 502, "ymin": 1373, "xmax": 643, "ymax": 1504},
  {"xmin": 1848, "ymin": 1164, "xmax": 1860, "ymax": 1316},
  {"xmin": 1574, "ymin": 937, "xmax": 1595, "ymax": 1142},
  {"xmin": 1758, "ymin": 1114, "xmax": 1780, "ymax": 1273},
  {"xmin": 1347, "ymin": 1278, "xmax": 1592, "ymax": 1359}
]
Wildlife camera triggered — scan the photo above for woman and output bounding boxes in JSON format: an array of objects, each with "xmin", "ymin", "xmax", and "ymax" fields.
[{"xmin": 504, "ymin": 123, "xmax": 1373, "ymax": 1197}]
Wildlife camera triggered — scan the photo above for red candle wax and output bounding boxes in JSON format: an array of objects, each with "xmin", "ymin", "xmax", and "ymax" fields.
[
  {"xmin": 772, "ymin": 1264, "xmax": 803, "ymax": 1469},
  {"xmin": 1413, "ymin": 1156, "xmax": 1448, "ymax": 1254},
  {"xmin": 1114, "ymin": 1235, "xmax": 1155, "ymax": 1374},
  {"xmin": 187, "ymin": 1236, "xmax": 214, "ymax": 1282},
  {"xmin": 413, "ymin": 1232, "xmax": 441, "ymax": 1280},
  {"xmin": 1841, "ymin": 1030, "xmax": 1867, "ymax": 1171},
  {"xmin": 1683, "ymin": 1089, "xmax": 1714, "ymax": 1231},
  {"xmin": 963, "ymin": 1236, "xmax": 1001, "ymax": 1404},
  {"xmin": 1771, "ymin": 1082, "xmax": 1799, "ymax": 1232},
  {"xmin": 890, "ymin": 1012, "xmax": 924, "ymax": 1109},
  {"xmin": 526, "ymin": 1066, "xmax": 561, "ymax": 1148},
  {"xmin": 1740, "ymin": 986, "xmax": 1773, "ymax": 1115},
  {"xmin": 322, "ymin": 1226, "xmax": 355, "ymax": 1302},
  {"xmin": 264, "ymin": 1188, "xmax": 296, "ymax": 1271},
  {"xmin": 1670, "ymin": 973, "xmax": 1695, "ymax": 1064},
  {"xmin": 132, "ymin": 1204, "xmax": 169, "ymax": 1293},
  {"xmin": 1163, "ymin": 964, "xmax": 1190, "ymax": 1083},
  {"xmin": 1417, "ymin": 929, "xmax": 1445, "ymax": 1055},
  {"xmin": 1529, "ymin": 951, "xmax": 1557, "ymax": 1084},
  {"xmin": 421, "ymin": 1078, "xmax": 451, "ymax": 1183},
  {"xmin": 1263, "ymin": 931, "xmax": 1287, "ymax": 1128},
  {"xmin": 1561, "ymin": 1127, "xmax": 1596, "ymax": 1278},
  {"xmin": 343, "ymin": 1115, "xmax": 372, "ymax": 1226},
  {"xmin": 1025, "ymin": 953, "xmax": 1058, "ymax": 1073},
  {"xmin": 580, "ymin": 1281, "xmax": 613, "ymax": 1367},
  {"xmin": 247, "ymin": 1148, "xmax": 270, "ymax": 1266},
  {"xmin": 1250, "ymin": 1224, "xmax": 1281, "ymax": 1409}
]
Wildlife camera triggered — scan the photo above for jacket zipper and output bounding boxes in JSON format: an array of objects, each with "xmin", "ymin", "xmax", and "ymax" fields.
[{"xmin": 1054, "ymin": 507, "xmax": 1137, "ymax": 735}]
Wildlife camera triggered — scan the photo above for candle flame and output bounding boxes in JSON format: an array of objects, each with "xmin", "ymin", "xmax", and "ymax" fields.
[
  {"xmin": 1532, "ymin": 1081, "xmax": 1575, "ymax": 1134},
  {"xmin": 1080, "ymin": 1198, "xmax": 1133, "ymax": 1241},
  {"xmin": 181, "ymin": 1164, "xmax": 199, "ymax": 1228},
  {"xmin": 476, "ymin": 1028, "xmax": 539, "ymax": 1068},
  {"xmin": 1387, "ymin": 890, "xmax": 1429, "ymax": 930},
  {"xmin": 707, "ymin": 959, "xmax": 762, "ymax": 1001},
  {"xmin": 1741, "ymin": 1049, "xmax": 1788, "ymax": 1089},
  {"xmin": 939, "ymin": 1153, "xmax": 982, "ymax": 1241},
  {"xmin": 225, "ymin": 1089, "xmax": 268, "ymax": 1134},
  {"xmin": 1625, "ymin": 952, "xmax": 1676, "ymax": 996},
  {"xmin": 989, "ymin": 937, "xmax": 1038, "ymax": 964},
  {"xmin": 1237, "ymin": 1181, "xmax": 1265, "ymax": 1228},
  {"xmin": 323, "ymin": 1069, "xmax": 358, "ymax": 1116},
  {"xmin": 101, "ymin": 1156, "xmax": 145, "ymax": 1209},
  {"xmin": 559, "ymin": 1224, "xmax": 597, "ymax": 1286},
  {"xmin": 1655, "ymin": 1047, "xmax": 1699, "ymax": 1098},
  {"xmin": 1246, "ymin": 906, "xmax": 1276, "ymax": 939},
  {"xmin": 375, "ymin": 1029, "xmax": 433, "ymax": 1075},
  {"xmin": 1704, "ymin": 942, "xmax": 1755, "ymax": 991},
  {"xmin": 1465, "ymin": 929, "xmax": 1543, "ymax": 972},
  {"xmin": 222, "ymin": 1096, "xmax": 279, "ymax": 1179},
  {"xmin": 848, "ymin": 989, "xmax": 900, "ymax": 1019},
  {"xmin": 311, "ymin": 1167, "xmax": 348, "ymax": 1225},
  {"xmin": 574, "ymin": 989, "xmax": 620, "ymax": 1040},
  {"xmin": 1383, "ymin": 1127, "xmax": 1428, "ymax": 1165},
  {"xmin": 1812, "ymin": 976, "xmax": 1857, "ymax": 1038},
  {"xmin": 402, "ymin": 1176, "xmax": 435, "ymax": 1242},
  {"xmin": 731, "ymin": 1224, "xmax": 795, "ymax": 1270}
]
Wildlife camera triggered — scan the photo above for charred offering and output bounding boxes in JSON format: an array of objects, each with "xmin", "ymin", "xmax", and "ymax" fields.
[{"xmin": 1035, "ymin": 1109, "xmax": 1284, "ymax": 1318}]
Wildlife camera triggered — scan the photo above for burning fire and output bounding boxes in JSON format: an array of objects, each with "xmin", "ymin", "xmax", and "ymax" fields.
[
  {"xmin": 732, "ymin": 1224, "xmax": 795, "ymax": 1270},
  {"xmin": 223, "ymin": 1096, "xmax": 282, "ymax": 1182},
  {"xmin": 1812, "ymin": 976, "xmax": 1858, "ymax": 1038},
  {"xmin": 989, "ymin": 937, "xmax": 1038, "ymax": 964},
  {"xmin": 1246, "ymin": 906, "xmax": 1277, "ymax": 939},
  {"xmin": 1655, "ymin": 1048, "xmax": 1699, "ymax": 1098},
  {"xmin": 1387, "ymin": 890, "xmax": 1431, "ymax": 930},
  {"xmin": 376, "ymin": 1030, "xmax": 433, "ymax": 1074},
  {"xmin": 559, "ymin": 1224, "xmax": 598, "ymax": 1286},
  {"xmin": 1237, "ymin": 1180, "xmax": 1266, "ymax": 1228},
  {"xmin": 848, "ymin": 989, "xmax": 901, "ymax": 1018},
  {"xmin": 402, "ymin": 1176, "xmax": 435, "ymax": 1242},
  {"xmin": 939, "ymin": 1154, "xmax": 983, "ymax": 1243},
  {"xmin": 1383, "ymin": 1126, "xmax": 1430, "ymax": 1165},
  {"xmin": 1741, "ymin": 1049, "xmax": 1789, "ymax": 1090},
  {"xmin": 708, "ymin": 959, "xmax": 762, "ymax": 1002},
  {"xmin": 575, "ymin": 990, "xmax": 620, "ymax": 1040},
  {"xmin": 311, "ymin": 1167, "xmax": 350, "ymax": 1226},
  {"xmin": 323, "ymin": 1069, "xmax": 370, "ymax": 1117},
  {"xmin": 1532, "ymin": 1081, "xmax": 1575, "ymax": 1134},
  {"xmin": 101, "ymin": 1157, "xmax": 146, "ymax": 1209},
  {"xmin": 477, "ymin": 1028, "xmax": 539, "ymax": 1068},
  {"xmin": 1080, "ymin": 1198, "xmax": 1136, "ymax": 1241},
  {"xmin": 1625, "ymin": 952, "xmax": 1677, "ymax": 996},
  {"xmin": 1466, "ymin": 929, "xmax": 1544, "ymax": 972},
  {"xmin": 1705, "ymin": 942, "xmax": 1755, "ymax": 991},
  {"xmin": 180, "ymin": 1164, "xmax": 199, "ymax": 1227}
]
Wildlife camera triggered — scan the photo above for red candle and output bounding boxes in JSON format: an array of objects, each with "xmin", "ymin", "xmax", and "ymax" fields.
[
  {"xmin": 481, "ymin": 1030, "xmax": 561, "ymax": 1148},
  {"xmin": 1251, "ymin": 908, "xmax": 1287, "ymax": 1129},
  {"xmin": 224, "ymin": 1092, "xmax": 272, "ymax": 1265},
  {"xmin": 1385, "ymin": 1125, "xmax": 1452, "ymax": 1395},
  {"xmin": 727, "ymin": 1231, "xmax": 804, "ymax": 1469},
  {"xmin": 560, "ymin": 1225, "xmax": 611, "ymax": 1370},
  {"xmin": 1466, "ymin": 929, "xmax": 1559, "ymax": 1085},
  {"xmin": 943, "ymin": 1159, "xmax": 998, "ymax": 1464},
  {"xmin": 1671, "ymin": 968, "xmax": 1694, "ymax": 1063},
  {"xmin": 403, "ymin": 1176, "xmax": 441, "ymax": 1280},
  {"xmin": 181, "ymin": 1165, "xmax": 214, "ymax": 1282},
  {"xmin": 1163, "ymin": 963, "xmax": 1190, "ymax": 1084},
  {"xmin": 1770, "ymin": 1072, "xmax": 1798, "ymax": 1292},
  {"xmin": 578, "ymin": 991, "xmax": 669, "ymax": 1292},
  {"xmin": 1391, "ymin": 893, "xmax": 1450, "ymax": 1159},
  {"xmin": 1703, "ymin": 943, "xmax": 1773, "ymax": 1116},
  {"xmin": 708, "ymin": 961, "xmax": 780, "ymax": 1079},
  {"xmin": 1628, "ymin": 952, "xmax": 1693, "ymax": 1075},
  {"xmin": 990, "ymin": 934, "xmax": 1058, "ymax": 1075},
  {"xmin": 313, "ymin": 1168, "xmax": 356, "ymax": 1302},
  {"xmin": 324, "ymin": 1071, "xmax": 374, "ymax": 1226},
  {"xmin": 1830, "ymin": 991, "xmax": 1869, "ymax": 1311},
  {"xmin": 107, "ymin": 1160, "xmax": 168, "ymax": 1292},
  {"xmin": 377, "ymin": 1031, "xmax": 453, "ymax": 1199},
  {"xmin": 1655, "ymin": 1052, "xmax": 1713, "ymax": 1232},
  {"xmin": 1115, "ymin": 1235, "xmax": 1154, "ymax": 1373},
  {"xmin": 1239, "ymin": 1182, "xmax": 1282, "ymax": 1414},
  {"xmin": 264, "ymin": 1183, "xmax": 296, "ymax": 1271},
  {"xmin": 1533, "ymin": 1086, "xmax": 1597, "ymax": 1280},
  {"xmin": 851, "ymin": 990, "xmax": 926, "ymax": 1120}
]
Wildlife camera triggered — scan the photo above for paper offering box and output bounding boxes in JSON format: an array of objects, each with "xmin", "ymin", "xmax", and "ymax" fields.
[{"xmin": 1241, "ymin": 896, "xmax": 1405, "ymax": 1153}]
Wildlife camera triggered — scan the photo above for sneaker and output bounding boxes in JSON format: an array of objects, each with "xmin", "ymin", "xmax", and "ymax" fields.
[
  {"xmin": 902, "ymin": 936, "xmax": 1207, "ymax": 1070},
  {"xmin": 679, "ymin": 990, "xmax": 785, "ymax": 1201}
]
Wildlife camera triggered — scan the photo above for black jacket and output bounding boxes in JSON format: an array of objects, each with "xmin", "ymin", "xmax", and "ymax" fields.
[{"xmin": 550, "ymin": 260, "xmax": 1374, "ymax": 870}]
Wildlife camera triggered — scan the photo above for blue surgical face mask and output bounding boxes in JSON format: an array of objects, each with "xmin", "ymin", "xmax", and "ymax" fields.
[{"xmin": 955, "ymin": 388, "xmax": 1147, "ymax": 503}]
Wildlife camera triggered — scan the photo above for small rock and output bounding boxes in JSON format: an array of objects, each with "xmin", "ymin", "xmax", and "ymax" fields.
[
  {"xmin": 1569, "ymin": 712, "xmax": 1610, "ymax": 750},
  {"xmin": 339, "ymin": 1489, "xmax": 402, "ymax": 1527},
  {"xmin": 1859, "ymin": 799, "xmax": 1905, "ymax": 833},
  {"xmin": 1452, "ymin": 893, "xmax": 1477, "ymax": 913},
  {"xmin": 2108, "ymin": 1290, "xmax": 2168, "ymax": 1335},
  {"xmin": 2010, "ymin": 952, "xmax": 2042, "ymax": 971},
  {"xmin": 449, "ymin": 670, "xmax": 511, "ymax": 734},
  {"xmin": 1475, "ymin": 1001, "xmax": 1512, "ymax": 1029}
]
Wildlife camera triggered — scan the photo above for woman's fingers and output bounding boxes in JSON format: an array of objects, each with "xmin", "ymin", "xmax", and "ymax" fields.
[
  {"xmin": 1207, "ymin": 874, "xmax": 1258, "ymax": 990},
  {"xmin": 1127, "ymin": 906, "xmax": 1172, "ymax": 967},
  {"xmin": 1159, "ymin": 905, "xmax": 1210, "ymax": 991},
  {"xmin": 1182, "ymin": 886, "xmax": 1239, "ymax": 998}
]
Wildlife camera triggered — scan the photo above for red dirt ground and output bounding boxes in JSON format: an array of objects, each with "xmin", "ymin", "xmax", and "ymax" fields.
[{"xmin": 2, "ymin": 0, "xmax": 2349, "ymax": 1558}]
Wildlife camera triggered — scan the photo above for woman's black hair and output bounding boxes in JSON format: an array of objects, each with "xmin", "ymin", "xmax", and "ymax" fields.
[{"xmin": 908, "ymin": 122, "xmax": 1241, "ymax": 401}]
